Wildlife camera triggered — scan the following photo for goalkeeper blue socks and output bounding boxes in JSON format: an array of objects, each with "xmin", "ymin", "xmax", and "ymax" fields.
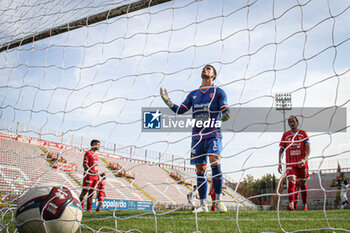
[
  {"xmin": 211, "ymin": 164, "xmax": 222, "ymax": 195},
  {"xmin": 196, "ymin": 173, "xmax": 207, "ymax": 200}
]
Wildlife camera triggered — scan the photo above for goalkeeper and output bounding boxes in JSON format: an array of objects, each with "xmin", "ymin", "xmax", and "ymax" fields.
[{"xmin": 160, "ymin": 64, "xmax": 230, "ymax": 213}]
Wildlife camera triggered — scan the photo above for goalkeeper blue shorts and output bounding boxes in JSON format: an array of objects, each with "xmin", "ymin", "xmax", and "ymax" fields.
[{"xmin": 190, "ymin": 137, "xmax": 222, "ymax": 165}]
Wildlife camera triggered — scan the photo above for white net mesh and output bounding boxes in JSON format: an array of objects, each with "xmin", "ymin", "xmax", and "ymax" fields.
[{"xmin": 1, "ymin": 0, "xmax": 350, "ymax": 232}]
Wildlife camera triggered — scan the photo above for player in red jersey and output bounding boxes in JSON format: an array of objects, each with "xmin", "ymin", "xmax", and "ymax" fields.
[
  {"xmin": 79, "ymin": 139, "xmax": 100, "ymax": 212},
  {"xmin": 278, "ymin": 115, "xmax": 310, "ymax": 211},
  {"xmin": 96, "ymin": 173, "xmax": 106, "ymax": 212}
]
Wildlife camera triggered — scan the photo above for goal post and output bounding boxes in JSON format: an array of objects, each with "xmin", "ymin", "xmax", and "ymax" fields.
[{"xmin": 0, "ymin": 0, "xmax": 171, "ymax": 52}]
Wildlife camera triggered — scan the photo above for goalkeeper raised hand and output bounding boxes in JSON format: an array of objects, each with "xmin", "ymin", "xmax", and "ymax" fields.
[
  {"xmin": 160, "ymin": 87, "xmax": 173, "ymax": 108},
  {"xmin": 221, "ymin": 108, "xmax": 230, "ymax": 121}
]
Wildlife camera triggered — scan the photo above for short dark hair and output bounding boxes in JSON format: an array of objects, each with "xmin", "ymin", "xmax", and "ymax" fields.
[
  {"xmin": 288, "ymin": 115, "xmax": 298, "ymax": 124},
  {"xmin": 90, "ymin": 139, "xmax": 100, "ymax": 146},
  {"xmin": 206, "ymin": 64, "xmax": 217, "ymax": 80}
]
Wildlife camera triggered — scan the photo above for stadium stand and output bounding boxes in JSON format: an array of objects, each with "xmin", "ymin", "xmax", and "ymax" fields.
[
  {"xmin": 0, "ymin": 133, "xmax": 255, "ymax": 210},
  {"xmin": 38, "ymin": 146, "xmax": 150, "ymax": 201},
  {"xmin": 0, "ymin": 139, "xmax": 78, "ymax": 197}
]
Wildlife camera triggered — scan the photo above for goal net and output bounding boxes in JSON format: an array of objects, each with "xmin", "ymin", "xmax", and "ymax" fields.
[{"xmin": 1, "ymin": 0, "xmax": 350, "ymax": 232}]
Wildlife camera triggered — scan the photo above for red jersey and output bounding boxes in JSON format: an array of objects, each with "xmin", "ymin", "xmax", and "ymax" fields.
[
  {"xmin": 83, "ymin": 150, "xmax": 99, "ymax": 179},
  {"xmin": 280, "ymin": 130, "xmax": 309, "ymax": 167}
]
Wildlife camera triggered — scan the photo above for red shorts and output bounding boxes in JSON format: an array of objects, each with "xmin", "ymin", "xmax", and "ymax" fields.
[
  {"xmin": 82, "ymin": 175, "xmax": 99, "ymax": 189},
  {"xmin": 286, "ymin": 165, "xmax": 309, "ymax": 180}
]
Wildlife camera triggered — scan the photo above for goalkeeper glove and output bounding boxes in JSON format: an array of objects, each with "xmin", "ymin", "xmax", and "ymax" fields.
[
  {"xmin": 160, "ymin": 87, "xmax": 174, "ymax": 108},
  {"xmin": 221, "ymin": 109, "xmax": 230, "ymax": 121}
]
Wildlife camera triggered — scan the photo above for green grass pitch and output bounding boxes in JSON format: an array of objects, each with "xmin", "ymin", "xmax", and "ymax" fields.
[{"xmin": 3, "ymin": 209, "xmax": 350, "ymax": 232}]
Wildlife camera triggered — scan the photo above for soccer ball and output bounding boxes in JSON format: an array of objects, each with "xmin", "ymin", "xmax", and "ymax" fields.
[{"xmin": 15, "ymin": 183, "xmax": 82, "ymax": 233}]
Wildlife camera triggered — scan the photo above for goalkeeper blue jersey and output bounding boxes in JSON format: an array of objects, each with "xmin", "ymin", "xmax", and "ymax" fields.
[{"xmin": 170, "ymin": 85, "xmax": 229, "ymax": 140}]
